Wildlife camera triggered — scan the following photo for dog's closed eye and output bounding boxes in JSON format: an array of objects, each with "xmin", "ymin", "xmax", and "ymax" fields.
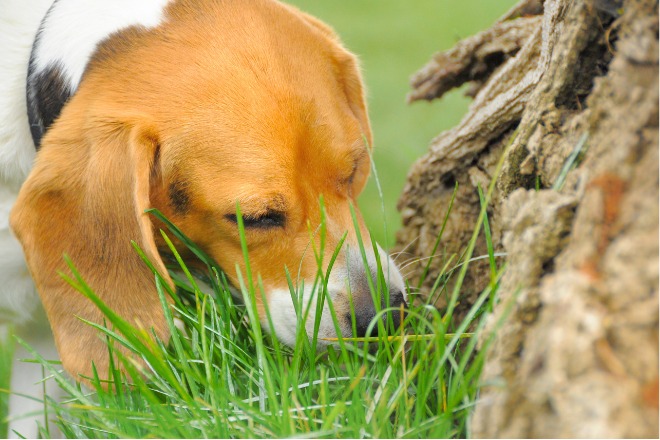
[{"xmin": 225, "ymin": 211, "xmax": 286, "ymax": 229}]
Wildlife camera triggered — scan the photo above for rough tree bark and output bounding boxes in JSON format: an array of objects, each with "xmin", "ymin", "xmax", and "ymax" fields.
[{"xmin": 396, "ymin": 0, "xmax": 658, "ymax": 437}]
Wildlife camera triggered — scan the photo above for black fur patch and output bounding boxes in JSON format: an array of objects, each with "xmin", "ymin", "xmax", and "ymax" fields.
[
  {"xmin": 25, "ymin": 0, "xmax": 73, "ymax": 150},
  {"xmin": 169, "ymin": 180, "xmax": 191, "ymax": 215},
  {"xmin": 26, "ymin": 62, "xmax": 72, "ymax": 150}
]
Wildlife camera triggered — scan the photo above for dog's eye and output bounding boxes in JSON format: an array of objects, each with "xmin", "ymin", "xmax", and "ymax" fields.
[{"xmin": 225, "ymin": 211, "xmax": 286, "ymax": 229}]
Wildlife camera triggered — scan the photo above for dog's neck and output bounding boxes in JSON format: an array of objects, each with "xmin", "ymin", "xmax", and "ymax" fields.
[{"xmin": 26, "ymin": 0, "xmax": 172, "ymax": 149}]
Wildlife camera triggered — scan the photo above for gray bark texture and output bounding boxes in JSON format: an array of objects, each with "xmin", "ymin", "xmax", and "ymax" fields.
[{"xmin": 396, "ymin": 0, "xmax": 658, "ymax": 437}]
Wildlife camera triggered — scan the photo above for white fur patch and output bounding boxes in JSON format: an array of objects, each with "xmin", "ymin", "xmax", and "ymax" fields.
[
  {"xmin": 266, "ymin": 281, "xmax": 351, "ymax": 347},
  {"xmin": 0, "ymin": 0, "xmax": 52, "ymax": 186},
  {"xmin": 264, "ymin": 243, "xmax": 406, "ymax": 346},
  {"xmin": 33, "ymin": 0, "xmax": 172, "ymax": 91}
]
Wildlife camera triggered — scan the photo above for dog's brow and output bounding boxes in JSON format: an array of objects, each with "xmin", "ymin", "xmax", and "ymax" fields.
[
  {"xmin": 268, "ymin": 194, "xmax": 288, "ymax": 211},
  {"xmin": 241, "ymin": 193, "xmax": 288, "ymax": 214},
  {"xmin": 349, "ymin": 139, "xmax": 369, "ymax": 160},
  {"xmin": 353, "ymin": 144, "xmax": 369, "ymax": 162},
  {"xmin": 169, "ymin": 180, "xmax": 191, "ymax": 215},
  {"xmin": 349, "ymin": 144, "xmax": 369, "ymax": 173}
]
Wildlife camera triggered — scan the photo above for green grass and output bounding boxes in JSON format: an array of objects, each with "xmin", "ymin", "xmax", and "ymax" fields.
[
  {"xmin": 7, "ymin": 170, "xmax": 510, "ymax": 438},
  {"xmin": 0, "ymin": 330, "xmax": 14, "ymax": 439},
  {"xmin": 287, "ymin": 0, "xmax": 518, "ymax": 246}
]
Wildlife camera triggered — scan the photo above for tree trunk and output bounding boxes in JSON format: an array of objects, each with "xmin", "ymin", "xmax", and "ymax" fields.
[{"xmin": 396, "ymin": 0, "xmax": 658, "ymax": 437}]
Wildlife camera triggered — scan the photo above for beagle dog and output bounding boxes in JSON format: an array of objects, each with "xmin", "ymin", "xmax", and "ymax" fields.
[{"xmin": 2, "ymin": 0, "xmax": 406, "ymax": 430}]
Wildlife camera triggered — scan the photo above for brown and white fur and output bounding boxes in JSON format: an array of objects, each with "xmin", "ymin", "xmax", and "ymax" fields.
[{"xmin": 1, "ymin": 0, "xmax": 406, "ymax": 436}]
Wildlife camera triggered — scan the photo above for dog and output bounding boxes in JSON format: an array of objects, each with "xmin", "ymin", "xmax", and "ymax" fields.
[{"xmin": 1, "ymin": 0, "xmax": 406, "ymax": 435}]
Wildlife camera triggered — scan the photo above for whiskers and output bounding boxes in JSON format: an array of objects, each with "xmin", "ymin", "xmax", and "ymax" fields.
[
  {"xmin": 396, "ymin": 252, "xmax": 509, "ymax": 283},
  {"xmin": 390, "ymin": 235, "xmax": 420, "ymax": 264},
  {"xmin": 399, "ymin": 253, "xmax": 447, "ymax": 273}
]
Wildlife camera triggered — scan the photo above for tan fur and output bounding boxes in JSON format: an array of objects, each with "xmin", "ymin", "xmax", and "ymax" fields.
[{"xmin": 11, "ymin": 0, "xmax": 376, "ymax": 382}]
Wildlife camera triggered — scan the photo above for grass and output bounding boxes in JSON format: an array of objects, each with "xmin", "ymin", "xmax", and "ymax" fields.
[
  {"xmin": 0, "ymin": 330, "xmax": 14, "ymax": 438},
  {"xmin": 6, "ymin": 167, "xmax": 510, "ymax": 438}
]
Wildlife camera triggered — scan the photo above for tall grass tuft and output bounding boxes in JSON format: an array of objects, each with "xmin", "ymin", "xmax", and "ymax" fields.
[
  {"xmin": 9, "ymin": 184, "xmax": 509, "ymax": 438},
  {"xmin": 0, "ymin": 330, "xmax": 14, "ymax": 439}
]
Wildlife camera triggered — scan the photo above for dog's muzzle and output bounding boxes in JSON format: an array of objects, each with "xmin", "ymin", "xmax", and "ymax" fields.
[{"xmin": 265, "ymin": 242, "xmax": 407, "ymax": 346}]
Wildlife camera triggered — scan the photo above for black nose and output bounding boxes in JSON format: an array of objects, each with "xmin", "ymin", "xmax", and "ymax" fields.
[
  {"xmin": 388, "ymin": 289, "xmax": 407, "ymax": 331},
  {"xmin": 352, "ymin": 289, "xmax": 407, "ymax": 338}
]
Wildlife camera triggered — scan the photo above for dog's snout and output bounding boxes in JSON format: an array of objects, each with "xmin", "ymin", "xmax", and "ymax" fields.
[
  {"xmin": 388, "ymin": 288, "xmax": 407, "ymax": 332},
  {"xmin": 352, "ymin": 317, "xmax": 370, "ymax": 338},
  {"xmin": 351, "ymin": 293, "xmax": 378, "ymax": 337},
  {"xmin": 351, "ymin": 287, "xmax": 408, "ymax": 338},
  {"xmin": 389, "ymin": 289, "xmax": 407, "ymax": 309}
]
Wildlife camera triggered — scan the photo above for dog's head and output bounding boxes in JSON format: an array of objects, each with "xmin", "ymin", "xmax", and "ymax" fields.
[{"xmin": 11, "ymin": 0, "xmax": 406, "ymax": 381}]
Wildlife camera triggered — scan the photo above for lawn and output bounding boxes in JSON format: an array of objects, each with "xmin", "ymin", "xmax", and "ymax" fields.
[{"xmin": 287, "ymin": 0, "xmax": 517, "ymax": 247}]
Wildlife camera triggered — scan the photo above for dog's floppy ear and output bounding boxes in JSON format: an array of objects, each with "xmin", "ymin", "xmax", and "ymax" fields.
[{"xmin": 11, "ymin": 109, "xmax": 171, "ymax": 382}]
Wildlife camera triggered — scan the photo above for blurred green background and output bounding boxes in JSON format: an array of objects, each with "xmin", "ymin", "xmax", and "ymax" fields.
[{"xmin": 287, "ymin": 1, "xmax": 517, "ymax": 248}]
